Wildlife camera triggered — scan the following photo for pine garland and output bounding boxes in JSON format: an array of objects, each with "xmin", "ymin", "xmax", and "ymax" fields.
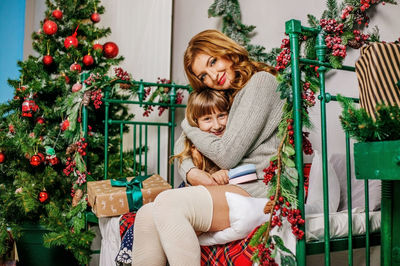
[{"xmin": 209, "ymin": 0, "xmax": 398, "ymax": 263}]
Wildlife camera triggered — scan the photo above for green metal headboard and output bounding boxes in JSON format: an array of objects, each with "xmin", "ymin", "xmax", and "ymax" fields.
[
  {"xmin": 286, "ymin": 19, "xmax": 379, "ymax": 266},
  {"xmin": 101, "ymin": 80, "xmax": 190, "ymax": 186}
]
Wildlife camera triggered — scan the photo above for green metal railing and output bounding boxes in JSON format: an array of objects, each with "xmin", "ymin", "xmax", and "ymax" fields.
[
  {"xmin": 102, "ymin": 80, "xmax": 190, "ymax": 186},
  {"xmin": 286, "ymin": 19, "xmax": 379, "ymax": 266}
]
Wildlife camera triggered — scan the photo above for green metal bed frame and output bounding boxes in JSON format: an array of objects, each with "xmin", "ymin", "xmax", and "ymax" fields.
[
  {"xmin": 82, "ymin": 19, "xmax": 388, "ymax": 265},
  {"xmin": 286, "ymin": 19, "xmax": 380, "ymax": 265}
]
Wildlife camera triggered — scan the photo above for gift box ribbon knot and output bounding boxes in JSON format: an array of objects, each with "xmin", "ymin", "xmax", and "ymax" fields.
[{"xmin": 110, "ymin": 176, "xmax": 149, "ymax": 211}]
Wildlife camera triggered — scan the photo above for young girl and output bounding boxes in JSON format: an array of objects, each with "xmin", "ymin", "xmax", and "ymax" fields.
[{"xmin": 173, "ymin": 89, "xmax": 231, "ymax": 185}]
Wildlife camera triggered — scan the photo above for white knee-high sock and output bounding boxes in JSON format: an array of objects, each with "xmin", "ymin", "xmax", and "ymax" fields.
[
  {"xmin": 152, "ymin": 186, "xmax": 213, "ymax": 266},
  {"xmin": 132, "ymin": 202, "xmax": 167, "ymax": 266}
]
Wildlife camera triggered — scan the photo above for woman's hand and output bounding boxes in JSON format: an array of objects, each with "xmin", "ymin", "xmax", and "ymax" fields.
[
  {"xmin": 211, "ymin": 170, "xmax": 229, "ymax": 185},
  {"xmin": 187, "ymin": 168, "xmax": 218, "ymax": 186}
]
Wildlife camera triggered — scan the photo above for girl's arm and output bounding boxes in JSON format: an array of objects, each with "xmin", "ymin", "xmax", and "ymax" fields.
[
  {"xmin": 174, "ymin": 133, "xmax": 218, "ymax": 186},
  {"xmin": 182, "ymin": 72, "xmax": 283, "ymax": 169}
]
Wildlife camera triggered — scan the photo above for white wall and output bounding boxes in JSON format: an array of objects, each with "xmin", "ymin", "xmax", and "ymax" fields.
[{"xmin": 172, "ymin": 0, "xmax": 400, "ymax": 162}]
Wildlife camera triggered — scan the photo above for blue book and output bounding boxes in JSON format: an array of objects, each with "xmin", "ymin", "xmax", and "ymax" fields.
[{"xmin": 228, "ymin": 164, "xmax": 256, "ymax": 179}]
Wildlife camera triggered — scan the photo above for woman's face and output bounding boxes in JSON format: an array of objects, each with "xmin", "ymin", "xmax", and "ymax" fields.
[
  {"xmin": 191, "ymin": 53, "xmax": 235, "ymax": 90},
  {"xmin": 197, "ymin": 110, "xmax": 228, "ymax": 137}
]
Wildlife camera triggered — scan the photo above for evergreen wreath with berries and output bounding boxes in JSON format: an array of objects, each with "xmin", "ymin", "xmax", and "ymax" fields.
[{"xmin": 209, "ymin": 0, "xmax": 398, "ymax": 263}]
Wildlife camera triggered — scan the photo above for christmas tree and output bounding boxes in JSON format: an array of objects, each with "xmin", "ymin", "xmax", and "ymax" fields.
[{"xmin": 0, "ymin": 0, "xmax": 130, "ymax": 263}]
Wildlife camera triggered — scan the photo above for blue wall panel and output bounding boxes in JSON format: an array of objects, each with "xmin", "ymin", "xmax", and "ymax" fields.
[{"xmin": 0, "ymin": 0, "xmax": 26, "ymax": 103}]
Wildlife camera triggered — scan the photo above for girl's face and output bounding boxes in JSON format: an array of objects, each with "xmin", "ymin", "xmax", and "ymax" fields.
[
  {"xmin": 191, "ymin": 53, "xmax": 235, "ymax": 90},
  {"xmin": 197, "ymin": 110, "xmax": 228, "ymax": 137}
]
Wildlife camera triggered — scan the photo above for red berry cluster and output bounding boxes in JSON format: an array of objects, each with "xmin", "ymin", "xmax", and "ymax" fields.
[
  {"xmin": 353, "ymin": 29, "xmax": 370, "ymax": 45},
  {"xmin": 287, "ymin": 119, "xmax": 295, "ymax": 145},
  {"xmin": 302, "ymin": 132, "xmax": 313, "ymax": 155},
  {"xmin": 63, "ymin": 157, "xmax": 76, "ymax": 176},
  {"xmin": 75, "ymin": 170, "xmax": 87, "ymax": 185},
  {"xmin": 76, "ymin": 138, "xmax": 88, "ymax": 156},
  {"xmin": 90, "ymin": 89, "xmax": 103, "ymax": 109},
  {"xmin": 256, "ymin": 243, "xmax": 278, "ymax": 266},
  {"xmin": 341, "ymin": 5, "xmax": 354, "ymax": 19},
  {"xmin": 286, "ymin": 119, "xmax": 313, "ymax": 155},
  {"xmin": 360, "ymin": 0, "xmax": 378, "ymax": 11},
  {"xmin": 84, "ymin": 73, "xmax": 102, "ymax": 86},
  {"xmin": 263, "ymin": 160, "xmax": 277, "ymax": 185},
  {"xmin": 325, "ymin": 35, "xmax": 347, "ymax": 58},
  {"xmin": 302, "ymin": 82, "xmax": 316, "ymax": 107},
  {"xmin": 157, "ymin": 91, "xmax": 184, "ymax": 116},
  {"xmin": 114, "ymin": 67, "xmax": 131, "ymax": 81},
  {"xmin": 319, "ymin": 19, "xmax": 344, "ymax": 34},
  {"xmin": 143, "ymin": 105, "xmax": 154, "ymax": 117},
  {"xmin": 269, "ymin": 195, "xmax": 305, "ymax": 239},
  {"xmin": 286, "ymin": 208, "xmax": 305, "ymax": 239},
  {"xmin": 275, "ymin": 38, "xmax": 291, "ymax": 71}
]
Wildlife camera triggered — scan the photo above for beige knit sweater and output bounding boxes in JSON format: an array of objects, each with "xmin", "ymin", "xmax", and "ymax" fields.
[{"xmin": 175, "ymin": 71, "xmax": 284, "ymax": 197}]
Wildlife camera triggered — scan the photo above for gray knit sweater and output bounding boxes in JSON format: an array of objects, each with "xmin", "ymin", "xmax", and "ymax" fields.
[{"xmin": 175, "ymin": 71, "xmax": 284, "ymax": 197}]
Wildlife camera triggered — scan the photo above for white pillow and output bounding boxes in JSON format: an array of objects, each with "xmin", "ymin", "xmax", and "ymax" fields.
[
  {"xmin": 329, "ymin": 153, "xmax": 381, "ymax": 212},
  {"xmin": 305, "ymin": 150, "xmax": 341, "ymax": 215},
  {"xmin": 198, "ymin": 192, "xmax": 269, "ymax": 246}
]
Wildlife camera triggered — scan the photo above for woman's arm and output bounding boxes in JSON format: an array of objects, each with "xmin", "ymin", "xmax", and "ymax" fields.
[{"xmin": 182, "ymin": 72, "xmax": 283, "ymax": 169}]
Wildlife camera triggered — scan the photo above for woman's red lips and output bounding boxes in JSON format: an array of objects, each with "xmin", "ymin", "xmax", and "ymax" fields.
[{"xmin": 218, "ymin": 73, "xmax": 226, "ymax": 85}]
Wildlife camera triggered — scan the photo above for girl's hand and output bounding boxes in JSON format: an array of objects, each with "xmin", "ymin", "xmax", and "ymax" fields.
[
  {"xmin": 211, "ymin": 170, "xmax": 229, "ymax": 185},
  {"xmin": 187, "ymin": 168, "xmax": 218, "ymax": 186}
]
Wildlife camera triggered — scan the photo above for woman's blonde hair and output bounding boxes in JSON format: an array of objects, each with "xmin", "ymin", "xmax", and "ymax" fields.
[
  {"xmin": 184, "ymin": 29, "xmax": 277, "ymax": 93},
  {"xmin": 172, "ymin": 89, "xmax": 230, "ymax": 173}
]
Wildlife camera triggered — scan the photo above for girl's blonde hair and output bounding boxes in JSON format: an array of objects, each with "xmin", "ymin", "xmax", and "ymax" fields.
[
  {"xmin": 172, "ymin": 89, "xmax": 230, "ymax": 173},
  {"xmin": 184, "ymin": 29, "xmax": 277, "ymax": 93}
]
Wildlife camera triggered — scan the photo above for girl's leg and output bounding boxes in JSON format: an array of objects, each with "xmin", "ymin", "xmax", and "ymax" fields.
[
  {"xmin": 132, "ymin": 202, "xmax": 167, "ymax": 266},
  {"xmin": 152, "ymin": 186, "xmax": 213, "ymax": 266},
  {"xmin": 152, "ymin": 184, "xmax": 249, "ymax": 266}
]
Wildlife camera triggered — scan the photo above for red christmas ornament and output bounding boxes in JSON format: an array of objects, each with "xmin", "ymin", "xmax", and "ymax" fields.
[
  {"xmin": 70, "ymin": 62, "xmax": 82, "ymax": 73},
  {"xmin": 22, "ymin": 98, "xmax": 39, "ymax": 117},
  {"xmin": 103, "ymin": 42, "xmax": 119, "ymax": 58},
  {"xmin": 90, "ymin": 12, "xmax": 101, "ymax": 23},
  {"xmin": 42, "ymin": 55, "xmax": 53, "ymax": 66},
  {"xmin": 64, "ymin": 25, "xmax": 79, "ymax": 49},
  {"xmin": 93, "ymin": 43, "xmax": 103, "ymax": 52},
  {"xmin": 72, "ymin": 82, "xmax": 83, "ymax": 93},
  {"xmin": 82, "ymin": 54, "xmax": 94, "ymax": 66},
  {"xmin": 0, "ymin": 152, "xmax": 5, "ymax": 163},
  {"xmin": 52, "ymin": 9, "xmax": 63, "ymax": 20},
  {"xmin": 49, "ymin": 156, "xmax": 60, "ymax": 166},
  {"xmin": 37, "ymin": 152, "xmax": 45, "ymax": 162},
  {"xmin": 30, "ymin": 155, "xmax": 41, "ymax": 166},
  {"xmin": 38, "ymin": 190, "xmax": 49, "ymax": 203},
  {"xmin": 36, "ymin": 117, "xmax": 45, "ymax": 124},
  {"xmin": 43, "ymin": 20, "xmax": 58, "ymax": 35}
]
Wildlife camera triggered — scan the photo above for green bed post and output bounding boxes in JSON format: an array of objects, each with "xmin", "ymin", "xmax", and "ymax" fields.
[
  {"xmin": 345, "ymin": 133, "xmax": 354, "ymax": 266},
  {"xmin": 286, "ymin": 19, "xmax": 306, "ymax": 266},
  {"xmin": 169, "ymin": 83, "xmax": 177, "ymax": 187},
  {"xmin": 315, "ymin": 29, "xmax": 332, "ymax": 266},
  {"xmin": 381, "ymin": 180, "xmax": 393, "ymax": 266}
]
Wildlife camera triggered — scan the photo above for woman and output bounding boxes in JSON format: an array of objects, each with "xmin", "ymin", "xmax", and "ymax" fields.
[{"xmin": 132, "ymin": 29, "xmax": 284, "ymax": 266}]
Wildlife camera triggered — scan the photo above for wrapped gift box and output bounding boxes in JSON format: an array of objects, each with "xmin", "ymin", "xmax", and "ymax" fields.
[{"xmin": 87, "ymin": 174, "xmax": 171, "ymax": 218}]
